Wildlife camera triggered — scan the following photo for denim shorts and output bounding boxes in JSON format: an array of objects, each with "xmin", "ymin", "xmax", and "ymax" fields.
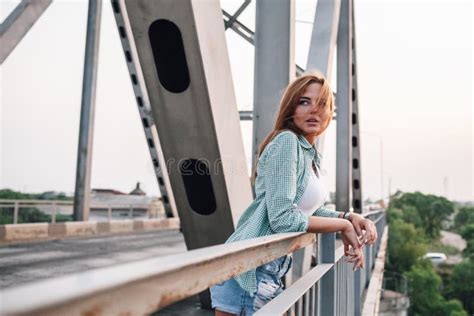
[{"xmin": 210, "ymin": 255, "xmax": 292, "ymax": 315}]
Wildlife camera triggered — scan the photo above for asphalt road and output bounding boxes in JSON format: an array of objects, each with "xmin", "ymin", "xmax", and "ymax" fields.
[
  {"xmin": 440, "ymin": 230, "xmax": 466, "ymax": 265},
  {"xmin": 0, "ymin": 229, "xmax": 187, "ymax": 289}
]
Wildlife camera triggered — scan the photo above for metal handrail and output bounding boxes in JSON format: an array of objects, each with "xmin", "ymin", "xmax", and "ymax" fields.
[
  {"xmin": 0, "ymin": 211, "xmax": 386, "ymax": 315},
  {"xmin": 256, "ymin": 210, "xmax": 386, "ymax": 315},
  {"xmin": 0, "ymin": 232, "xmax": 315, "ymax": 315}
]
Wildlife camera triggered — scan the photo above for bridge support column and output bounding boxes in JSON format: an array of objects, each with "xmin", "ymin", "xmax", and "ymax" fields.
[
  {"xmin": 294, "ymin": 0, "xmax": 341, "ymax": 290},
  {"xmin": 73, "ymin": 0, "xmax": 102, "ymax": 222},
  {"xmin": 122, "ymin": 0, "xmax": 254, "ymax": 307},
  {"xmin": 252, "ymin": 0, "xmax": 295, "ymax": 175}
]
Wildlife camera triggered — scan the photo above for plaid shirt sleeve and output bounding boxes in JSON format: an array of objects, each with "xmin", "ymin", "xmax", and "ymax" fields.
[
  {"xmin": 262, "ymin": 131, "xmax": 310, "ymax": 233},
  {"xmin": 312, "ymin": 205, "xmax": 341, "ymax": 218}
]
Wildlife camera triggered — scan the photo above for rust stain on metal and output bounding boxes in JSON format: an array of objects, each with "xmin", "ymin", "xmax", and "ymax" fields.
[
  {"xmin": 289, "ymin": 240, "xmax": 303, "ymax": 253},
  {"xmin": 81, "ymin": 304, "xmax": 103, "ymax": 316},
  {"xmin": 159, "ymin": 291, "xmax": 193, "ymax": 309}
]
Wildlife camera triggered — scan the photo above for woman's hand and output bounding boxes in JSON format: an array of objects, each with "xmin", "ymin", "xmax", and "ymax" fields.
[
  {"xmin": 341, "ymin": 223, "xmax": 364, "ymax": 271},
  {"xmin": 349, "ymin": 213, "xmax": 378, "ymax": 246}
]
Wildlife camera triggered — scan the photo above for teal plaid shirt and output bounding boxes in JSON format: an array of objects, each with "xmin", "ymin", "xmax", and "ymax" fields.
[{"xmin": 225, "ymin": 130, "xmax": 341, "ymax": 297}]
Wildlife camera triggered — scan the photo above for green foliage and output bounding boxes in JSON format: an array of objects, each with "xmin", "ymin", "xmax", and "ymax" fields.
[
  {"xmin": 0, "ymin": 189, "xmax": 73, "ymax": 224},
  {"xmin": 461, "ymin": 242, "xmax": 474, "ymax": 260},
  {"xmin": 0, "ymin": 189, "xmax": 35, "ymax": 200},
  {"xmin": 460, "ymin": 224, "xmax": 474, "ymax": 241},
  {"xmin": 55, "ymin": 214, "xmax": 73, "ymax": 222},
  {"xmin": 387, "ymin": 191, "xmax": 471, "ymax": 315},
  {"xmin": 459, "ymin": 224, "xmax": 474, "ymax": 260},
  {"xmin": 441, "ymin": 300, "xmax": 468, "ymax": 316},
  {"xmin": 0, "ymin": 188, "xmax": 72, "ymax": 201},
  {"xmin": 405, "ymin": 261, "xmax": 467, "ymax": 316},
  {"xmin": 426, "ymin": 239, "xmax": 460, "ymax": 256},
  {"xmin": 389, "ymin": 191, "xmax": 455, "ymax": 240},
  {"xmin": 453, "ymin": 207, "xmax": 474, "ymax": 231},
  {"xmin": 445, "ymin": 260, "xmax": 474, "ymax": 314},
  {"xmin": 17, "ymin": 208, "xmax": 50, "ymax": 223},
  {"xmin": 386, "ymin": 210, "xmax": 428, "ymax": 275}
]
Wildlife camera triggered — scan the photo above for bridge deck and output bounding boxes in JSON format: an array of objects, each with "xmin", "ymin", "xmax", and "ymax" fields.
[{"xmin": 0, "ymin": 229, "xmax": 186, "ymax": 289}]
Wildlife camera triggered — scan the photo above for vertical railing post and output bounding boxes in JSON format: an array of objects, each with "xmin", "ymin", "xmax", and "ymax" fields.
[
  {"xmin": 13, "ymin": 201, "xmax": 19, "ymax": 224},
  {"xmin": 52, "ymin": 202, "xmax": 57, "ymax": 223},
  {"xmin": 354, "ymin": 268, "xmax": 361, "ymax": 316},
  {"xmin": 319, "ymin": 233, "xmax": 336, "ymax": 316},
  {"xmin": 108, "ymin": 207, "xmax": 112, "ymax": 221},
  {"xmin": 328, "ymin": 0, "xmax": 353, "ymax": 314}
]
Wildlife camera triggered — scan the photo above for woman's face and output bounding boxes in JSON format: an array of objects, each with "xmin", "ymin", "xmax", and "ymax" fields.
[{"xmin": 292, "ymin": 82, "xmax": 331, "ymax": 143}]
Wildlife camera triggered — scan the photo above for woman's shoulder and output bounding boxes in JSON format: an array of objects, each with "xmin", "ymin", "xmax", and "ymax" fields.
[
  {"xmin": 270, "ymin": 130, "xmax": 299, "ymax": 145},
  {"xmin": 261, "ymin": 130, "xmax": 300, "ymax": 160}
]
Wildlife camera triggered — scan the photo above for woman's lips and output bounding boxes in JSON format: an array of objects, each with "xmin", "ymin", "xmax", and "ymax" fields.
[{"xmin": 306, "ymin": 119, "xmax": 319, "ymax": 125}]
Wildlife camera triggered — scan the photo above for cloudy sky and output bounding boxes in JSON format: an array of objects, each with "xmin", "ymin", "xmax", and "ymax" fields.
[{"xmin": 1, "ymin": 0, "xmax": 472, "ymax": 202}]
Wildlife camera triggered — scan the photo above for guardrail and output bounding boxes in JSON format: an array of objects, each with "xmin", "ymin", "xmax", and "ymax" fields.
[
  {"xmin": 0, "ymin": 218, "xmax": 180, "ymax": 244},
  {"xmin": 256, "ymin": 210, "xmax": 387, "ymax": 316},
  {"xmin": 0, "ymin": 199, "xmax": 163, "ymax": 224},
  {"xmin": 0, "ymin": 210, "xmax": 386, "ymax": 315}
]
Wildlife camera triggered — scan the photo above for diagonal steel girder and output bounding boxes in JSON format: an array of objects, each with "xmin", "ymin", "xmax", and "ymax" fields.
[
  {"xmin": 222, "ymin": 4, "xmax": 305, "ymax": 76},
  {"xmin": 224, "ymin": 0, "xmax": 251, "ymax": 30},
  {"xmin": 0, "ymin": 0, "xmax": 53, "ymax": 64}
]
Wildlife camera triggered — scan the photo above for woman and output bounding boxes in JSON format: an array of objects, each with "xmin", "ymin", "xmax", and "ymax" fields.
[{"xmin": 210, "ymin": 71, "xmax": 378, "ymax": 315}]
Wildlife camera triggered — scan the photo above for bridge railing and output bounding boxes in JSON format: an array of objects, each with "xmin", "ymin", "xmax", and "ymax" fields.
[
  {"xmin": 0, "ymin": 210, "xmax": 386, "ymax": 316},
  {"xmin": 0, "ymin": 199, "xmax": 163, "ymax": 224},
  {"xmin": 256, "ymin": 210, "xmax": 387, "ymax": 316}
]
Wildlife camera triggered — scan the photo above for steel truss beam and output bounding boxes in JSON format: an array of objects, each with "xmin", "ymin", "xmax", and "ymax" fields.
[
  {"xmin": 122, "ymin": 0, "xmax": 253, "ymax": 247},
  {"xmin": 252, "ymin": 0, "xmax": 295, "ymax": 178},
  {"xmin": 224, "ymin": 0, "xmax": 251, "ymax": 30},
  {"xmin": 332, "ymin": 0, "xmax": 353, "ymax": 313},
  {"xmin": 0, "ymin": 0, "xmax": 52, "ymax": 64},
  {"xmin": 73, "ymin": 0, "xmax": 102, "ymax": 221},
  {"xmin": 351, "ymin": 7, "xmax": 363, "ymax": 215},
  {"xmin": 110, "ymin": 0, "xmax": 178, "ymax": 218},
  {"xmin": 222, "ymin": 4, "xmax": 305, "ymax": 76},
  {"xmin": 293, "ymin": 0, "xmax": 341, "ymax": 289}
]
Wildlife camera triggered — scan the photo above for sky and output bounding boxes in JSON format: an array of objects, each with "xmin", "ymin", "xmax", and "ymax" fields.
[{"xmin": 0, "ymin": 0, "xmax": 472, "ymax": 202}]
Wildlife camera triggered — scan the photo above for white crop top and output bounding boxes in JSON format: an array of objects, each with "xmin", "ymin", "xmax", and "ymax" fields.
[{"xmin": 295, "ymin": 166, "xmax": 328, "ymax": 216}]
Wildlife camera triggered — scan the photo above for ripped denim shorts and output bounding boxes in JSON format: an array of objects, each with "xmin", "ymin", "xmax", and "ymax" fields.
[{"xmin": 210, "ymin": 255, "xmax": 292, "ymax": 315}]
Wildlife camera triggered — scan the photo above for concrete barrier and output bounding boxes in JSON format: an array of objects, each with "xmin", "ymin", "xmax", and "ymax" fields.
[
  {"xmin": 0, "ymin": 218, "xmax": 180, "ymax": 244},
  {"xmin": 134, "ymin": 218, "xmax": 180, "ymax": 231},
  {"xmin": 0, "ymin": 223, "xmax": 49, "ymax": 242}
]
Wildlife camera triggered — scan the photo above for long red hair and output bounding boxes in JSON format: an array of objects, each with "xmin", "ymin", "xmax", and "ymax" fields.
[{"xmin": 251, "ymin": 70, "xmax": 335, "ymax": 184}]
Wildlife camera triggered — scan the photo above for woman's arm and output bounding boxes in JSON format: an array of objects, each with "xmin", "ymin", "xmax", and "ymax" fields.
[
  {"xmin": 313, "ymin": 207, "xmax": 378, "ymax": 244},
  {"xmin": 307, "ymin": 216, "xmax": 365, "ymax": 270},
  {"xmin": 307, "ymin": 216, "xmax": 349, "ymax": 233},
  {"xmin": 312, "ymin": 205, "xmax": 344, "ymax": 218}
]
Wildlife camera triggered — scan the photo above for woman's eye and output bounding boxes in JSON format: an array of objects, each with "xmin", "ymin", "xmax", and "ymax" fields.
[{"xmin": 299, "ymin": 100, "xmax": 310, "ymax": 105}]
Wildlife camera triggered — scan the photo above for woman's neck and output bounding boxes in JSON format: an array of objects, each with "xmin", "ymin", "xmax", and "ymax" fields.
[{"xmin": 304, "ymin": 134, "xmax": 317, "ymax": 145}]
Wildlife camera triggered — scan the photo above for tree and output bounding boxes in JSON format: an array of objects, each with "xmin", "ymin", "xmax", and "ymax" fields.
[
  {"xmin": 386, "ymin": 212, "xmax": 427, "ymax": 275},
  {"xmin": 389, "ymin": 191, "xmax": 454, "ymax": 240},
  {"xmin": 460, "ymin": 224, "xmax": 474, "ymax": 241},
  {"xmin": 459, "ymin": 224, "xmax": 474, "ymax": 260},
  {"xmin": 0, "ymin": 189, "xmax": 72, "ymax": 224},
  {"xmin": 0, "ymin": 189, "xmax": 35, "ymax": 200},
  {"xmin": 447, "ymin": 260, "xmax": 474, "ymax": 314},
  {"xmin": 453, "ymin": 207, "xmax": 474, "ymax": 230},
  {"xmin": 405, "ymin": 261, "xmax": 467, "ymax": 316}
]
